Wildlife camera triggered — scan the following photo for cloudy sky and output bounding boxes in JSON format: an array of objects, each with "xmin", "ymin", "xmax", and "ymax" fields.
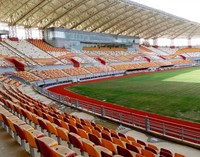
[{"xmin": 132, "ymin": 0, "xmax": 200, "ymax": 23}]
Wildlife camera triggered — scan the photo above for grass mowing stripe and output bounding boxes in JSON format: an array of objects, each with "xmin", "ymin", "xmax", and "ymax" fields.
[{"xmin": 68, "ymin": 67, "xmax": 200, "ymax": 123}]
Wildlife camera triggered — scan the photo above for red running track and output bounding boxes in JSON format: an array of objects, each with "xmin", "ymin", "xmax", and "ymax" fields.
[
  {"xmin": 48, "ymin": 74, "xmax": 200, "ymax": 132},
  {"xmin": 48, "ymin": 75, "xmax": 200, "ymax": 143},
  {"xmin": 45, "ymin": 65, "xmax": 200, "ymax": 145}
]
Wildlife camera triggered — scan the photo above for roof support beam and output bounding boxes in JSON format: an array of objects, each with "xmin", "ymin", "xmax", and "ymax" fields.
[
  {"xmin": 171, "ymin": 24, "xmax": 196, "ymax": 39},
  {"xmin": 81, "ymin": 3, "xmax": 129, "ymax": 31},
  {"xmin": 146, "ymin": 22, "xmax": 183, "ymax": 39},
  {"xmin": 43, "ymin": 0, "xmax": 89, "ymax": 29},
  {"xmin": 70, "ymin": 0, "xmax": 118, "ymax": 29},
  {"xmin": 92, "ymin": 7, "xmax": 143, "ymax": 32},
  {"xmin": 13, "ymin": 0, "xmax": 50, "ymax": 26},
  {"xmin": 116, "ymin": 13, "xmax": 159, "ymax": 35}
]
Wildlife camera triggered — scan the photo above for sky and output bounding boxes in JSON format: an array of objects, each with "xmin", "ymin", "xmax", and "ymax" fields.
[{"xmin": 132, "ymin": 0, "xmax": 200, "ymax": 23}]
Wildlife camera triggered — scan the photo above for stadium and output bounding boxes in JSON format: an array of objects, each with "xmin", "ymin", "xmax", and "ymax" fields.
[{"xmin": 0, "ymin": 0, "xmax": 200, "ymax": 157}]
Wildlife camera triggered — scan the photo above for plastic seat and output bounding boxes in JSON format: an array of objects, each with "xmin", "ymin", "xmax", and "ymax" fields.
[
  {"xmin": 141, "ymin": 149, "xmax": 155, "ymax": 157},
  {"xmin": 101, "ymin": 151, "xmax": 113, "ymax": 157},
  {"xmin": 43, "ymin": 113, "xmax": 54, "ymax": 123},
  {"xmin": 56, "ymin": 127, "xmax": 69, "ymax": 143},
  {"xmin": 102, "ymin": 132, "xmax": 112, "ymax": 141},
  {"xmin": 102, "ymin": 129, "xmax": 110, "ymax": 135},
  {"xmin": 118, "ymin": 132, "xmax": 126, "ymax": 138},
  {"xmin": 69, "ymin": 118, "xmax": 76, "ymax": 126},
  {"xmin": 38, "ymin": 118, "xmax": 48, "ymax": 133},
  {"xmin": 160, "ymin": 151, "xmax": 173, "ymax": 157},
  {"xmin": 111, "ymin": 132, "xmax": 119, "ymax": 139},
  {"xmin": 83, "ymin": 140, "xmax": 112, "ymax": 157},
  {"xmin": 112, "ymin": 137, "xmax": 126, "ymax": 148},
  {"xmin": 132, "ymin": 141, "xmax": 143, "ymax": 149},
  {"xmin": 76, "ymin": 123, "xmax": 83, "ymax": 129},
  {"xmin": 82, "ymin": 125, "xmax": 92, "ymax": 133},
  {"xmin": 135, "ymin": 154, "xmax": 145, "ymax": 157},
  {"xmin": 24, "ymin": 128, "xmax": 45, "ymax": 156},
  {"xmin": 89, "ymin": 133, "xmax": 102, "ymax": 145},
  {"xmin": 35, "ymin": 138, "xmax": 75, "ymax": 157},
  {"xmin": 68, "ymin": 132, "xmax": 85, "ymax": 156},
  {"xmin": 69, "ymin": 124, "xmax": 78, "ymax": 134},
  {"xmin": 21, "ymin": 110, "xmax": 33, "ymax": 125},
  {"xmin": 101, "ymin": 138, "xmax": 118, "ymax": 154},
  {"xmin": 145, "ymin": 146, "xmax": 158, "ymax": 154},
  {"xmin": 60, "ymin": 120, "xmax": 70, "ymax": 130},
  {"xmin": 95, "ymin": 126, "xmax": 102, "ymax": 132},
  {"xmin": 13, "ymin": 123, "xmax": 28, "ymax": 149},
  {"xmin": 127, "ymin": 136, "xmax": 136, "ymax": 143},
  {"xmin": 77, "ymin": 128, "xmax": 89, "ymax": 139},
  {"xmin": 46, "ymin": 121, "xmax": 58, "ymax": 137},
  {"xmin": 31, "ymin": 114, "xmax": 40, "ymax": 129},
  {"xmin": 137, "ymin": 140, "xmax": 146, "ymax": 147},
  {"xmin": 92, "ymin": 129, "xmax": 102, "ymax": 138},
  {"xmin": 147, "ymin": 144, "xmax": 159, "ymax": 152},
  {"xmin": 160, "ymin": 148, "xmax": 172, "ymax": 155},
  {"xmin": 120, "ymin": 137, "xmax": 130, "ymax": 144},
  {"xmin": 126, "ymin": 143, "xmax": 140, "ymax": 154},
  {"xmin": 117, "ymin": 145, "xmax": 133, "ymax": 157}
]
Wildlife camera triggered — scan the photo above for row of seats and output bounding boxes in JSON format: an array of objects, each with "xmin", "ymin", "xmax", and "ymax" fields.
[
  {"xmin": 12, "ymin": 71, "xmax": 40, "ymax": 82},
  {"xmin": 28, "ymin": 39, "xmax": 68, "ymax": 53},
  {"xmin": 0, "ymin": 79, "xmax": 115, "ymax": 157},
  {"xmin": 0, "ymin": 39, "xmax": 196, "ymax": 68},
  {"xmin": 171, "ymin": 60, "xmax": 193, "ymax": 65},
  {"xmin": 0, "ymin": 77, "xmax": 186, "ymax": 157},
  {"xmin": 0, "ymin": 101, "xmax": 80, "ymax": 157},
  {"xmin": 32, "ymin": 69, "xmax": 69, "ymax": 79}
]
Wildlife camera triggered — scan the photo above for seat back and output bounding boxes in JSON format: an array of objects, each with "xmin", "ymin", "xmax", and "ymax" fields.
[
  {"xmin": 101, "ymin": 138, "xmax": 117, "ymax": 154},
  {"xmin": 60, "ymin": 120, "xmax": 69, "ymax": 130},
  {"xmin": 160, "ymin": 151, "xmax": 173, "ymax": 157},
  {"xmin": 126, "ymin": 143, "xmax": 140, "ymax": 154},
  {"xmin": 145, "ymin": 146, "xmax": 158, "ymax": 154},
  {"xmin": 69, "ymin": 124, "xmax": 78, "ymax": 134},
  {"xmin": 89, "ymin": 133, "xmax": 101, "ymax": 145},
  {"xmin": 83, "ymin": 125, "xmax": 92, "ymax": 133},
  {"xmin": 77, "ymin": 128, "xmax": 88, "ymax": 139},
  {"xmin": 24, "ymin": 130, "xmax": 37, "ymax": 148},
  {"xmin": 101, "ymin": 151, "xmax": 113, "ymax": 157},
  {"xmin": 112, "ymin": 137, "xmax": 125, "ymax": 148},
  {"xmin": 46, "ymin": 121, "xmax": 58, "ymax": 136},
  {"xmin": 68, "ymin": 133, "xmax": 84, "ymax": 150},
  {"xmin": 13, "ymin": 124, "xmax": 26, "ymax": 140},
  {"xmin": 127, "ymin": 136, "xmax": 136, "ymax": 142},
  {"xmin": 92, "ymin": 129, "xmax": 101, "ymax": 138},
  {"xmin": 56, "ymin": 127, "xmax": 69, "ymax": 141},
  {"xmin": 38, "ymin": 119, "xmax": 47, "ymax": 130},
  {"xmin": 82, "ymin": 140, "xmax": 99, "ymax": 157},
  {"xmin": 102, "ymin": 132, "xmax": 112, "ymax": 141},
  {"xmin": 147, "ymin": 144, "xmax": 159, "ymax": 152},
  {"xmin": 117, "ymin": 145, "xmax": 133, "ymax": 157},
  {"xmin": 76, "ymin": 123, "xmax": 83, "ymax": 129},
  {"xmin": 35, "ymin": 138, "xmax": 54, "ymax": 157},
  {"xmin": 141, "ymin": 149, "xmax": 155, "ymax": 157},
  {"xmin": 137, "ymin": 140, "xmax": 146, "ymax": 147}
]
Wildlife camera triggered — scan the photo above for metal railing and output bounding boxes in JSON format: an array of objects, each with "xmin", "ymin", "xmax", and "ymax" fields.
[{"xmin": 33, "ymin": 84, "xmax": 200, "ymax": 147}]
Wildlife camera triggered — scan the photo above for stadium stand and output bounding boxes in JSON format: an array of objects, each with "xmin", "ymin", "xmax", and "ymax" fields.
[
  {"xmin": 0, "ymin": 77, "xmax": 186, "ymax": 157},
  {"xmin": 0, "ymin": 1, "xmax": 200, "ymax": 156}
]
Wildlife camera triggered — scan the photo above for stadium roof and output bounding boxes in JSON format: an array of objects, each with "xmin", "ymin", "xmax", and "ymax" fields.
[{"xmin": 1, "ymin": 0, "xmax": 200, "ymax": 39}]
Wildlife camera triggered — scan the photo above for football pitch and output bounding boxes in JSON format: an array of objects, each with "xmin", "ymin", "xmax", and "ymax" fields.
[{"xmin": 68, "ymin": 67, "xmax": 200, "ymax": 123}]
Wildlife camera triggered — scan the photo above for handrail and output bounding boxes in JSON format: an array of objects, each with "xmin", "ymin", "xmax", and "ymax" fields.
[{"xmin": 33, "ymin": 84, "xmax": 200, "ymax": 147}]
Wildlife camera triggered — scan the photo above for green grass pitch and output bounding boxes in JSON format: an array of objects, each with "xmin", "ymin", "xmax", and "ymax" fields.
[{"xmin": 68, "ymin": 67, "xmax": 200, "ymax": 123}]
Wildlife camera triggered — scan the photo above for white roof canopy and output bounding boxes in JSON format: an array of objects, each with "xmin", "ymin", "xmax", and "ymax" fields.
[{"xmin": 1, "ymin": 0, "xmax": 200, "ymax": 39}]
